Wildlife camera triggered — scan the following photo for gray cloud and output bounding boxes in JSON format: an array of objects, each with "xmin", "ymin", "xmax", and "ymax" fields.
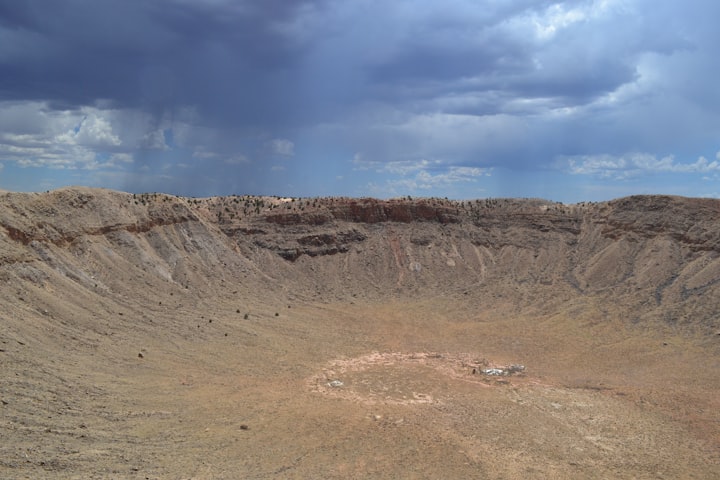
[
  {"xmin": 0, "ymin": 0, "xmax": 711, "ymax": 127},
  {"xmin": 0, "ymin": 0, "xmax": 321, "ymax": 122},
  {"xmin": 0, "ymin": 0, "xmax": 719, "ymax": 200}
]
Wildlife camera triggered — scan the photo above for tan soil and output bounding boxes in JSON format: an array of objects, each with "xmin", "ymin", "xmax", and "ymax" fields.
[{"xmin": 1, "ymin": 188, "xmax": 719, "ymax": 479}]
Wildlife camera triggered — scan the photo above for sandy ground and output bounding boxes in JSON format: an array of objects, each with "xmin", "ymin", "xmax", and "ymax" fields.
[{"xmin": 2, "ymin": 293, "xmax": 718, "ymax": 479}]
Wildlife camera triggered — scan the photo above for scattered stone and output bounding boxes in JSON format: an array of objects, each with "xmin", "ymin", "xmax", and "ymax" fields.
[
  {"xmin": 138, "ymin": 353, "xmax": 144, "ymax": 359},
  {"xmin": 482, "ymin": 364, "xmax": 525, "ymax": 376},
  {"xmin": 240, "ymin": 424, "xmax": 249, "ymax": 430}
]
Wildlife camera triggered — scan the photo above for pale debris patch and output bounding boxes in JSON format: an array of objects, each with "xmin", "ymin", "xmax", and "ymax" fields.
[{"xmin": 308, "ymin": 352, "xmax": 528, "ymax": 406}]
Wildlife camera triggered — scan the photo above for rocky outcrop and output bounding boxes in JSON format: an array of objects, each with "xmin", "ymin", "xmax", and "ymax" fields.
[
  {"xmin": 600, "ymin": 196, "xmax": 720, "ymax": 251},
  {"xmin": 326, "ymin": 199, "xmax": 460, "ymax": 224},
  {"xmin": 0, "ymin": 188, "xmax": 199, "ymax": 248},
  {"xmin": 262, "ymin": 198, "xmax": 460, "ymax": 226},
  {"xmin": 252, "ymin": 229, "xmax": 368, "ymax": 262}
]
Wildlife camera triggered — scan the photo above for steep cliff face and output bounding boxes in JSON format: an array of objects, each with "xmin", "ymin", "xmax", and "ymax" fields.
[{"xmin": 1, "ymin": 188, "xmax": 719, "ymax": 331}]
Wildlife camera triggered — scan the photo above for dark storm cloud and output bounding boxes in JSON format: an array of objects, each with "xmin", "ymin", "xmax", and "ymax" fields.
[
  {"xmin": 0, "ymin": 0, "xmax": 321, "ymax": 125},
  {"xmin": 0, "ymin": 0, "xmax": 706, "ymax": 126}
]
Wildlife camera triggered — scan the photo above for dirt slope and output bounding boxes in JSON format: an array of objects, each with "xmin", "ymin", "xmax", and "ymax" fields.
[{"xmin": 1, "ymin": 187, "xmax": 719, "ymax": 479}]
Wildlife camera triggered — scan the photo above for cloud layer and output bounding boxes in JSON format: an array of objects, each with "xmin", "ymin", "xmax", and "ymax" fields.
[{"xmin": 1, "ymin": 0, "xmax": 719, "ymax": 200}]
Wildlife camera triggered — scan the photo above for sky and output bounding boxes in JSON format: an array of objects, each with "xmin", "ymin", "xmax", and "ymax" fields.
[{"xmin": 1, "ymin": 0, "xmax": 719, "ymax": 202}]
